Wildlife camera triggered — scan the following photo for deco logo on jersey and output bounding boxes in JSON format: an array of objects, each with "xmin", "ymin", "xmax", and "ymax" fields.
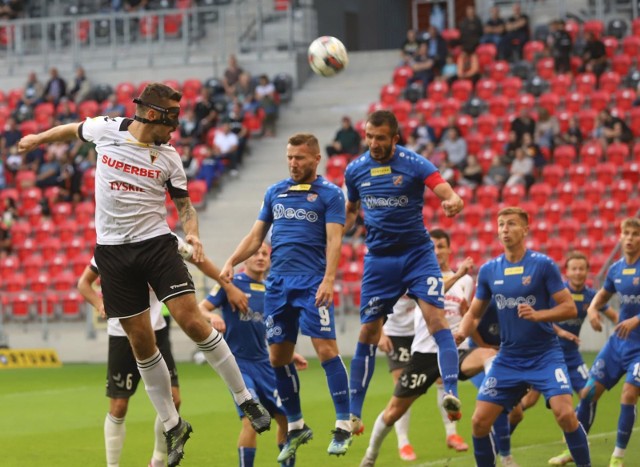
[{"xmin": 272, "ymin": 203, "xmax": 319, "ymax": 222}]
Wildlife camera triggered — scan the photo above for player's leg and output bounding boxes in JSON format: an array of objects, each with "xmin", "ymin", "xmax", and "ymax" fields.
[
  {"xmin": 508, "ymin": 389, "xmax": 540, "ymax": 433},
  {"xmin": 350, "ymin": 254, "xmax": 402, "ymax": 430},
  {"xmin": 471, "ymin": 401, "xmax": 504, "ymax": 467},
  {"xmin": 610, "ymin": 369, "xmax": 640, "ymax": 466},
  {"xmin": 274, "ymin": 413, "xmax": 295, "ymax": 467},
  {"xmin": 105, "ymin": 398, "xmax": 129, "ymax": 467},
  {"xmin": 547, "ymin": 394, "xmax": 590, "ymax": 467},
  {"xmin": 389, "ymin": 360, "xmax": 415, "ymax": 461},
  {"xmin": 238, "ymin": 417, "xmax": 258, "ymax": 467}
]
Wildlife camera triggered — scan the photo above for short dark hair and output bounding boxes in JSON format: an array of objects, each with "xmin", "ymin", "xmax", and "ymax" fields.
[
  {"xmin": 366, "ymin": 110, "xmax": 399, "ymax": 138},
  {"xmin": 565, "ymin": 251, "xmax": 589, "ymax": 269},
  {"xmin": 497, "ymin": 207, "xmax": 529, "ymax": 226},
  {"xmin": 137, "ymin": 82, "xmax": 182, "ymax": 109},
  {"xmin": 430, "ymin": 228, "xmax": 450, "ymax": 246},
  {"xmin": 288, "ymin": 133, "xmax": 320, "ymax": 153}
]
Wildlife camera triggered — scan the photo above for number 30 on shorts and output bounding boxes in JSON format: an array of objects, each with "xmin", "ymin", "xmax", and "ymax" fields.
[{"xmin": 426, "ymin": 277, "xmax": 444, "ymax": 296}]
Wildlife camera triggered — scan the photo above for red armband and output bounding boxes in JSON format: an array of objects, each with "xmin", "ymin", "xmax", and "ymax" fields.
[{"xmin": 424, "ymin": 172, "xmax": 447, "ymax": 191}]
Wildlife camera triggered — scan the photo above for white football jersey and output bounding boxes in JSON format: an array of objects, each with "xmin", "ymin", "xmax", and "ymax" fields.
[
  {"xmin": 79, "ymin": 116, "xmax": 189, "ymax": 245},
  {"xmin": 383, "ymin": 295, "xmax": 416, "ymax": 337},
  {"xmin": 412, "ymin": 272, "xmax": 475, "ymax": 354}
]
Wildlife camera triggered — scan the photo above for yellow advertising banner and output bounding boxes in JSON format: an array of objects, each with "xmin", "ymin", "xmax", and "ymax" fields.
[{"xmin": 0, "ymin": 349, "xmax": 62, "ymax": 369}]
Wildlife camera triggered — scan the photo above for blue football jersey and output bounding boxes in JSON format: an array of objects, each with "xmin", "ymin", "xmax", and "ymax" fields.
[
  {"xmin": 205, "ymin": 273, "xmax": 268, "ymax": 361},
  {"xmin": 554, "ymin": 281, "xmax": 603, "ymax": 354},
  {"xmin": 604, "ymin": 257, "xmax": 640, "ymax": 343},
  {"xmin": 476, "ymin": 250, "xmax": 567, "ymax": 357},
  {"xmin": 344, "ymin": 145, "xmax": 438, "ymax": 253},
  {"xmin": 258, "ymin": 176, "xmax": 345, "ymax": 275}
]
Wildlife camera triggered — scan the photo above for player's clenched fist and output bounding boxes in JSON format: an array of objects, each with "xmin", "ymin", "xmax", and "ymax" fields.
[
  {"xmin": 18, "ymin": 135, "xmax": 41, "ymax": 154},
  {"xmin": 441, "ymin": 195, "xmax": 464, "ymax": 217}
]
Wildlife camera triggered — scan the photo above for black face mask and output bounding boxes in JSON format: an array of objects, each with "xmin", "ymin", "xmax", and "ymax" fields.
[{"xmin": 132, "ymin": 98, "xmax": 180, "ymax": 128}]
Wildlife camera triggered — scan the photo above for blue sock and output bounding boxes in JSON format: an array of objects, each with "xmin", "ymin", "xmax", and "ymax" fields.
[
  {"xmin": 274, "ymin": 363, "xmax": 302, "ymax": 422},
  {"xmin": 576, "ymin": 399, "xmax": 597, "ymax": 434},
  {"xmin": 433, "ymin": 329, "xmax": 459, "ymax": 397},
  {"xmin": 616, "ymin": 403, "xmax": 637, "ymax": 449},
  {"xmin": 493, "ymin": 411, "xmax": 511, "ymax": 457},
  {"xmin": 564, "ymin": 424, "xmax": 591, "ymax": 467},
  {"xmin": 349, "ymin": 342, "xmax": 377, "ymax": 418},
  {"xmin": 238, "ymin": 447, "xmax": 256, "ymax": 467},
  {"xmin": 278, "ymin": 443, "xmax": 295, "ymax": 466},
  {"xmin": 472, "ymin": 434, "xmax": 496, "ymax": 467},
  {"xmin": 321, "ymin": 355, "xmax": 350, "ymax": 421}
]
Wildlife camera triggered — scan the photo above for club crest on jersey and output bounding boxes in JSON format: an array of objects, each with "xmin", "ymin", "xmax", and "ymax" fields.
[
  {"xmin": 149, "ymin": 148, "xmax": 159, "ymax": 164},
  {"xmin": 634, "ymin": 277, "xmax": 640, "ymax": 286},
  {"xmin": 307, "ymin": 193, "xmax": 318, "ymax": 202},
  {"xmin": 522, "ymin": 275, "xmax": 532, "ymax": 285},
  {"xmin": 392, "ymin": 175, "xmax": 403, "ymax": 186}
]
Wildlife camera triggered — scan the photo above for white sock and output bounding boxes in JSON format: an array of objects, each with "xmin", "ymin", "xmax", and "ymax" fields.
[
  {"xmin": 394, "ymin": 408, "xmax": 411, "ymax": 448},
  {"xmin": 104, "ymin": 413, "xmax": 125, "ymax": 467},
  {"xmin": 137, "ymin": 350, "xmax": 180, "ymax": 431},
  {"xmin": 369, "ymin": 412, "xmax": 393, "ymax": 455},
  {"xmin": 613, "ymin": 447, "xmax": 625, "ymax": 458},
  {"xmin": 484, "ymin": 355, "xmax": 496, "ymax": 374},
  {"xmin": 288, "ymin": 418, "xmax": 305, "ymax": 431},
  {"xmin": 197, "ymin": 329, "xmax": 252, "ymax": 405},
  {"xmin": 437, "ymin": 382, "xmax": 457, "ymax": 436},
  {"xmin": 150, "ymin": 414, "xmax": 167, "ymax": 467}
]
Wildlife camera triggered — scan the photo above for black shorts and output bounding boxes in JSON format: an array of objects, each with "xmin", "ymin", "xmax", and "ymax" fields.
[
  {"xmin": 95, "ymin": 234, "xmax": 195, "ymax": 318},
  {"xmin": 106, "ymin": 326, "xmax": 179, "ymax": 399},
  {"xmin": 393, "ymin": 350, "xmax": 470, "ymax": 399},
  {"xmin": 385, "ymin": 335, "xmax": 414, "ymax": 372}
]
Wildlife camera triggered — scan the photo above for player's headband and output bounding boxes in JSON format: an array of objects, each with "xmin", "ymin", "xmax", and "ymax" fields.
[{"xmin": 133, "ymin": 98, "xmax": 180, "ymax": 128}]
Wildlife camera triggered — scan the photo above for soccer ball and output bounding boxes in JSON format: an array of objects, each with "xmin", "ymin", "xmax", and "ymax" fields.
[{"xmin": 308, "ymin": 36, "xmax": 349, "ymax": 77}]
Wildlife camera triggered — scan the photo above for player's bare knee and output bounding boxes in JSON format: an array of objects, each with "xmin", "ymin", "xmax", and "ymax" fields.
[
  {"xmin": 471, "ymin": 412, "xmax": 493, "ymax": 437},
  {"xmin": 553, "ymin": 404, "xmax": 578, "ymax": 431},
  {"xmin": 312, "ymin": 338, "xmax": 339, "ymax": 362},
  {"xmin": 110, "ymin": 398, "xmax": 129, "ymax": 418},
  {"xmin": 621, "ymin": 383, "xmax": 640, "ymax": 404},
  {"xmin": 359, "ymin": 319, "xmax": 383, "ymax": 344}
]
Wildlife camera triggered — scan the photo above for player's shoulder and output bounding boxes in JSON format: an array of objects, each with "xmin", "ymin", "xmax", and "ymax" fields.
[
  {"xmin": 345, "ymin": 152, "xmax": 369, "ymax": 173},
  {"xmin": 315, "ymin": 176, "xmax": 344, "ymax": 196},
  {"xmin": 607, "ymin": 258, "xmax": 626, "ymax": 274},
  {"xmin": 480, "ymin": 255, "xmax": 503, "ymax": 273},
  {"xmin": 526, "ymin": 249, "xmax": 557, "ymax": 266},
  {"xmin": 265, "ymin": 178, "xmax": 291, "ymax": 194}
]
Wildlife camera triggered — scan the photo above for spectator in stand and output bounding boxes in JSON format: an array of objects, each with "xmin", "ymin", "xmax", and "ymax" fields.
[
  {"xmin": 401, "ymin": 29, "xmax": 420, "ymax": 64},
  {"xmin": 58, "ymin": 152, "xmax": 83, "ymax": 203},
  {"xmin": 124, "ymin": 0, "xmax": 148, "ymax": 11},
  {"xmin": 222, "ymin": 54, "xmax": 244, "ymax": 96},
  {"xmin": 326, "ymin": 116, "xmax": 361, "ymax": 157},
  {"xmin": 18, "ymin": 71, "xmax": 44, "ymax": 112},
  {"xmin": 0, "ymin": 0, "xmax": 23, "ymax": 19},
  {"xmin": 1, "ymin": 195, "xmax": 17, "ymax": 227},
  {"xmin": 522, "ymin": 132, "xmax": 546, "ymax": 173},
  {"xmin": 178, "ymin": 107, "xmax": 199, "ymax": 147},
  {"xmin": 5, "ymin": 144, "xmax": 23, "ymax": 180},
  {"xmin": 194, "ymin": 87, "xmax": 215, "ymax": 123},
  {"xmin": 459, "ymin": 5, "xmax": 484, "ymax": 53},
  {"xmin": 441, "ymin": 55, "xmax": 458, "ymax": 84},
  {"xmin": 68, "ymin": 66, "xmax": 91, "ymax": 104},
  {"xmin": 255, "ymin": 75, "xmax": 278, "ymax": 137},
  {"xmin": 511, "ymin": 107, "xmax": 536, "ymax": 145},
  {"xmin": 459, "ymin": 154, "xmax": 484, "ymax": 188},
  {"xmin": 581, "ymin": 31, "xmax": 607, "ymax": 77},
  {"xmin": 439, "ymin": 127, "xmax": 467, "ymax": 170},
  {"xmin": 227, "ymin": 101, "xmax": 249, "ymax": 165},
  {"xmin": 235, "ymin": 72, "xmax": 256, "ymax": 105},
  {"xmin": 503, "ymin": 130, "xmax": 520, "ymax": 164},
  {"xmin": 557, "ymin": 116, "xmax": 583, "ymax": 147},
  {"xmin": 480, "ymin": 6, "xmax": 505, "ymax": 47},
  {"xmin": 436, "ymin": 151, "xmax": 458, "ymax": 186},
  {"xmin": 596, "ymin": 109, "xmax": 633, "ymax": 145},
  {"xmin": 548, "ymin": 19, "xmax": 572, "ymax": 74},
  {"xmin": 500, "ymin": 3, "xmax": 530, "ymax": 61},
  {"xmin": 0, "ymin": 220, "xmax": 10, "ymax": 256},
  {"xmin": 213, "ymin": 120, "xmax": 240, "ymax": 177},
  {"xmin": 535, "ymin": 107, "xmax": 559, "ymax": 153},
  {"xmin": 56, "ymin": 97, "xmax": 79, "ymax": 124},
  {"xmin": 506, "ymin": 147, "xmax": 534, "ymax": 188},
  {"xmin": 410, "ymin": 41, "xmax": 435, "ymax": 90},
  {"xmin": 35, "ymin": 143, "xmax": 64, "ymax": 189},
  {"xmin": 180, "ymin": 144, "xmax": 199, "ymax": 180},
  {"xmin": 0, "ymin": 158, "xmax": 5, "ymax": 189},
  {"xmin": 484, "ymin": 156, "xmax": 509, "ymax": 188},
  {"xmin": 69, "ymin": 139, "xmax": 97, "ymax": 173},
  {"xmin": 455, "ymin": 46, "xmax": 481, "ymax": 84},
  {"xmin": 42, "ymin": 67, "xmax": 67, "ymax": 105},
  {"xmin": 1, "ymin": 117, "xmax": 23, "ymax": 159},
  {"xmin": 427, "ymin": 25, "xmax": 448, "ymax": 73},
  {"xmin": 102, "ymin": 94, "xmax": 126, "ymax": 118},
  {"xmin": 412, "ymin": 113, "xmax": 437, "ymax": 155}
]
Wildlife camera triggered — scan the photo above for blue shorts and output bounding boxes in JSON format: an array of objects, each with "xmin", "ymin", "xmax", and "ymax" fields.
[
  {"xmin": 589, "ymin": 336, "xmax": 640, "ymax": 390},
  {"xmin": 563, "ymin": 349, "xmax": 589, "ymax": 393},
  {"xmin": 477, "ymin": 348, "xmax": 573, "ymax": 410},
  {"xmin": 264, "ymin": 274, "xmax": 336, "ymax": 344},
  {"xmin": 360, "ymin": 243, "xmax": 443, "ymax": 324},
  {"xmin": 234, "ymin": 358, "xmax": 284, "ymax": 418}
]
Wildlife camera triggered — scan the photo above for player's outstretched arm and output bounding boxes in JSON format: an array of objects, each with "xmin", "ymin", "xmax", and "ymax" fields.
[
  {"xmin": 456, "ymin": 297, "xmax": 489, "ymax": 345},
  {"xmin": 77, "ymin": 266, "xmax": 105, "ymax": 318},
  {"xmin": 188, "ymin": 257, "xmax": 248, "ymax": 313},
  {"xmin": 198, "ymin": 298, "xmax": 226, "ymax": 333},
  {"xmin": 343, "ymin": 200, "xmax": 361, "ymax": 235},
  {"xmin": 316, "ymin": 222, "xmax": 343, "ymax": 307},
  {"xmin": 17, "ymin": 122, "xmax": 81, "ymax": 154},
  {"xmin": 518, "ymin": 288, "xmax": 576, "ymax": 322},
  {"xmin": 432, "ymin": 182, "xmax": 463, "ymax": 217},
  {"xmin": 221, "ymin": 220, "xmax": 270, "ymax": 282},
  {"xmin": 443, "ymin": 256, "xmax": 474, "ymax": 292},
  {"xmin": 586, "ymin": 288, "xmax": 614, "ymax": 332},
  {"xmin": 174, "ymin": 197, "xmax": 203, "ymax": 262}
]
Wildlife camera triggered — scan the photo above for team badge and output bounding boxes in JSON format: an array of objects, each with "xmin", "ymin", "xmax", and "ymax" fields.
[
  {"xmin": 634, "ymin": 277, "xmax": 640, "ymax": 286},
  {"xmin": 522, "ymin": 276, "xmax": 531, "ymax": 285},
  {"xmin": 307, "ymin": 193, "xmax": 318, "ymax": 202},
  {"xmin": 149, "ymin": 148, "xmax": 159, "ymax": 164},
  {"xmin": 392, "ymin": 175, "xmax": 403, "ymax": 186}
]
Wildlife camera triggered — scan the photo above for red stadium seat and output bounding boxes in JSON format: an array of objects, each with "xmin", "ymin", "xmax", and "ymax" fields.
[
  {"xmin": 5, "ymin": 271, "xmax": 26, "ymax": 292},
  {"xmin": 476, "ymin": 185, "xmax": 499, "ymax": 209},
  {"xmin": 3, "ymin": 293, "xmax": 33, "ymax": 320},
  {"xmin": 536, "ymin": 57, "xmax": 555, "ymax": 80},
  {"xmin": 584, "ymin": 19, "xmax": 604, "ymax": 38},
  {"xmin": 19, "ymin": 120, "xmax": 38, "ymax": 136},
  {"xmin": 28, "ymin": 272, "xmax": 50, "ymax": 294},
  {"xmin": 611, "ymin": 179, "xmax": 633, "ymax": 204},
  {"xmin": 529, "ymin": 183, "xmax": 553, "ymax": 205},
  {"xmin": 501, "ymin": 77, "xmax": 523, "ymax": 100},
  {"xmin": 181, "ymin": 78, "xmax": 202, "ymax": 101},
  {"xmin": 542, "ymin": 201, "xmax": 565, "ymax": 224},
  {"xmin": 455, "ymin": 186, "xmax": 474, "ymax": 207},
  {"xmin": 623, "ymin": 35, "xmax": 640, "ymax": 56},
  {"xmin": 576, "ymin": 109, "xmax": 597, "ymax": 135},
  {"xmin": 502, "ymin": 185, "xmax": 525, "ymax": 206},
  {"xmin": 450, "ymin": 223, "xmax": 469, "ymax": 246},
  {"xmin": 451, "ymin": 79, "xmax": 473, "ymax": 102},
  {"xmin": 531, "ymin": 220, "xmax": 551, "ymax": 243},
  {"xmin": 626, "ymin": 197, "xmax": 640, "ymax": 217},
  {"xmin": 523, "ymin": 40, "xmax": 545, "ymax": 62},
  {"xmin": 51, "ymin": 202, "xmax": 73, "ymax": 224},
  {"xmin": 615, "ymin": 88, "xmax": 636, "ymax": 112},
  {"xmin": 401, "ymin": 117, "xmax": 420, "ymax": 141},
  {"xmin": 546, "ymin": 237, "xmax": 569, "ymax": 262},
  {"xmin": 573, "ymin": 237, "xmax": 594, "ymax": 254},
  {"xmin": 60, "ymin": 290, "xmax": 85, "ymax": 319},
  {"xmin": 611, "ymin": 54, "xmax": 632, "ymax": 76},
  {"xmin": 52, "ymin": 271, "xmax": 76, "ymax": 291},
  {"xmin": 589, "ymin": 90, "xmax": 610, "ymax": 112},
  {"xmin": 488, "ymin": 95, "xmax": 509, "ymax": 118},
  {"xmin": 9, "ymin": 221, "xmax": 30, "ymax": 245},
  {"xmin": 550, "ymin": 74, "xmax": 572, "ymax": 96},
  {"xmin": 415, "ymin": 99, "xmax": 436, "ymax": 119},
  {"xmin": 568, "ymin": 164, "xmax": 589, "ymax": 186},
  {"xmin": 556, "ymin": 182, "xmax": 577, "ymax": 205},
  {"xmin": 622, "ymin": 162, "xmax": 640, "ymax": 184},
  {"xmin": 607, "ymin": 142, "xmax": 630, "ymax": 165},
  {"xmin": 599, "ymin": 71, "xmax": 621, "ymax": 94},
  {"xmin": 565, "ymin": 92, "xmax": 584, "ymax": 113},
  {"xmin": 326, "ymin": 154, "xmax": 348, "ymax": 180},
  {"xmin": 556, "ymin": 110, "xmax": 573, "ymax": 133},
  {"xmin": 558, "ymin": 218, "xmax": 580, "ymax": 242},
  {"xmin": 341, "ymin": 261, "xmax": 363, "ymax": 284},
  {"xmin": 465, "ymin": 132, "xmax": 484, "ymax": 154},
  {"xmin": 571, "ymin": 200, "xmax": 593, "ymax": 224},
  {"xmin": 476, "ymin": 114, "xmax": 498, "ymax": 137},
  {"xmin": 392, "ymin": 100, "xmax": 412, "ymax": 125},
  {"xmin": 554, "ymin": 145, "xmax": 577, "ymax": 169},
  {"xmin": 514, "ymin": 93, "xmax": 535, "ymax": 114},
  {"xmin": 427, "ymin": 80, "xmax": 449, "ymax": 102},
  {"xmin": 427, "ymin": 116, "xmax": 447, "ymax": 140},
  {"xmin": 392, "ymin": 66, "xmax": 414, "ymax": 88},
  {"xmin": 477, "ymin": 221, "xmax": 496, "ymax": 244},
  {"xmin": 587, "ymin": 218, "xmax": 606, "ymax": 242},
  {"xmin": 456, "ymin": 115, "xmax": 474, "ymax": 137},
  {"xmin": 538, "ymin": 93, "xmax": 560, "ymax": 116},
  {"xmin": 489, "ymin": 61, "xmax": 510, "ymax": 82},
  {"xmin": 602, "ymin": 36, "xmax": 619, "ymax": 58},
  {"xmin": 489, "ymin": 130, "xmax": 508, "ymax": 153},
  {"xmin": 380, "ymin": 84, "xmax": 402, "ymax": 105},
  {"xmin": 583, "ymin": 180, "xmax": 606, "ymax": 205},
  {"xmin": 475, "ymin": 78, "xmax": 497, "ymax": 101},
  {"xmin": 580, "ymin": 140, "xmax": 604, "ymax": 166},
  {"xmin": 541, "ymin": 164, "xmax": 563, "ymax": 186},
  {"xmin": 19, "ymin": 186, "xmax": 41, "ymax": 212},
  {"xmin": 599, "ymin": 199, "xmax": 618, "ymax": 223},
  {"xmin": 464, "ymin": 204, "xmax": 484, "ymax": 227},
  {"xmin": 576, "ymin": 73, "xmax": 597, "ymax": 94},
  {"xmin": 476, "ymin": 43, "xmax": 497, "ymax": 70},
  {"xmin": 0, "ymin": 255, "xmax": 19, "ymax": 281},
  {"xmin": 41, "ymin": 238, "xmax": 62, "ymax": 262},
  {"xmin": 477, "ymin": 149, "xmax": 496, "ymax": 173},
  {"xmin": 630, "ymin": 109, "xmax": 640, "ymax": 138},
  {"xmin": 440, "ymin": 98, "xmax": 461, "ymax": 118}
]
